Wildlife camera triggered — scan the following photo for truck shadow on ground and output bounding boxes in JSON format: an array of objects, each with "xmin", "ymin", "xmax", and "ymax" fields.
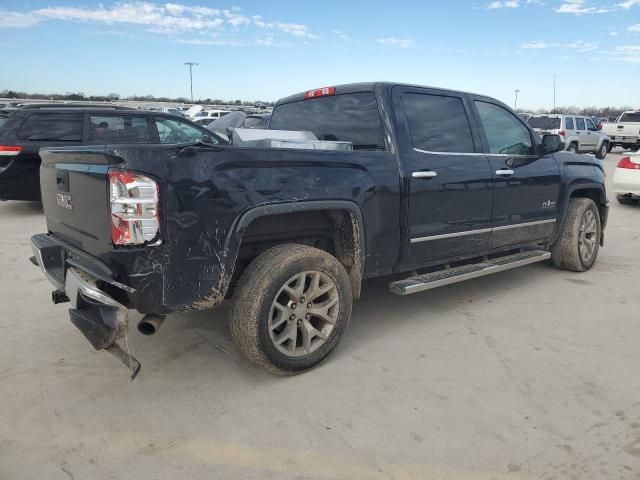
[{"xmin": 174, "ymin": 261, "xmax": 557, "ymax": 373}]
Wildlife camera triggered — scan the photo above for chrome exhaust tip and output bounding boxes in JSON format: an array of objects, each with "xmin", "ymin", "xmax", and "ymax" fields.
[{"xmin": 137, "ymin": 314, "xmax": 166, "ymax": 336}]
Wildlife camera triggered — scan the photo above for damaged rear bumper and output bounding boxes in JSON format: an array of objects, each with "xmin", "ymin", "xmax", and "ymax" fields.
[{"xmin": 31, "ymin": 234, "xmax": 141, "ymax": 379}]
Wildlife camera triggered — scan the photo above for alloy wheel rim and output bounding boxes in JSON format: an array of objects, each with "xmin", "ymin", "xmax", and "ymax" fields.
[
  {"xmin": 578, "ymin": 210, "xmax": 598, "ymax": 264},
  {"xmin": 268, "ymin": 270, "xmax": 339, "ymax": 358}
]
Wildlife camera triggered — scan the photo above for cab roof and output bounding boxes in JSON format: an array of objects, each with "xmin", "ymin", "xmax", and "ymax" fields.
[{"xmin": 275, "ymin": 82, "xmax": 491, "ymax": 106}]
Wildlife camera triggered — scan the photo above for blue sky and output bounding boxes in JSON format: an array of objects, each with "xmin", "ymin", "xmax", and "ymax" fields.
[{"xmin": 0, "ymin": 0, "xmax": 639, "ymax": 109}]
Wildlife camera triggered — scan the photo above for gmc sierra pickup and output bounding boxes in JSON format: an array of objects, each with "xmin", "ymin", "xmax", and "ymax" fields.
[
  {"xmin": 30, "ymin": 83, "xmax": 608, "ymax": 379},
  {"xmin": 602, "ymin": 111, "xmax": 640, "ymax": 152}
]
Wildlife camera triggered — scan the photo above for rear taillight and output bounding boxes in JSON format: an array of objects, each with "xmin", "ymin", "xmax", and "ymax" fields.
[
  {"xmin": 617, "ymin": 157, "xmax": 640, "ymax": 170},
  {"xmin": 0, "ymin": 145, "xmax": 22, "ymax": 156},
  {"xmin": 108, "ymin": 170, "xmax": 160, "ymax": 246},
  {"xmin": 304, "ymin": 86, "xmax": 336, "ymax": 100},
  {"xmin": 558, "ymin": 131, "xmax": 565, "ymax": 138}
]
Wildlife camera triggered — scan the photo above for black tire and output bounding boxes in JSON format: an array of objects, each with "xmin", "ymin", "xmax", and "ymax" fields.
[
  {"xmin": 230, "ymin": 243, "xmax": 353, "ymax": 375},
  {"xmin": 567, "ymin": 143, "xmax": 579, "ymax": 153},
  {"xmin": 607, "ymin": 143, "xmax": 614, "ymax": 153},
  {"xmin": 631, "ymin": 146, "xmax": 640, "ymax": 153},
  {"xmin": 617, "ymin": 195, "xmax": 639, "ymax": 205},
  {"xmin": 551, "ymin": 198, "xmax": 601, "ymax": 272},
  {"xmin": 595, "ymin": 142, "xmax": 608, "ymax": 160}
]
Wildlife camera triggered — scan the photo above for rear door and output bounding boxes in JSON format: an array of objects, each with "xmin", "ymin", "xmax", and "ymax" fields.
[
  {"xmin": 14, "ymin": 112, "xmax": 84, "ymax": 198},
  {"xmin": 564, "ymin": 116, "xmax": 576, "ymax": 144},
  {"xmin": 575, "ymin": 117, "xmax": 587, "ymax": 150},
  {"xmin": 392, "ymin": 87, "xmax": 493, "ymax": 264},
  {"xmin": 471, "ymin": 98, "xmax": 560, "ymax": 249}
]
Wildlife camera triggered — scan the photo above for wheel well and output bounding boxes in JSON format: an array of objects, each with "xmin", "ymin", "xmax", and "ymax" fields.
[
  {"xmin": 232, "ymin": 209, "xmax": 363, "ymax": 299},
  {"xmin": 570, "ymin": 188, "xmax": 605, "ymax": 221}
]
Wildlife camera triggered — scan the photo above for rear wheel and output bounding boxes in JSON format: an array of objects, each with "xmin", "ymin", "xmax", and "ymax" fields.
[
  {"xmin": 631, "ymin": 146, "xmax": 640, "ymax": 152},
  {"xmin": 551, "ymin": 198, "xmax": 601, "ymax": 272},
  {"xmin": 595, "ymin": 142, "xmax": 608, "ymax": 160},
  {"xmin": 230, "ymin": 244, "xmax": 352, "ymax": 375},
  {"xmin": 567, "ymin": 143, "xmax": 579, "ymax": 153}
]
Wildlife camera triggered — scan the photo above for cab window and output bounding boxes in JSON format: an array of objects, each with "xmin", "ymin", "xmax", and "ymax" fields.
[
  {"xmin": 88, "ymin": 115, "xmax": 151, "ymax": 143},
  {"xmin": 402, "ymin": 93, "xmax": 475, "ymax": 153},
  {"xmin": 475, "ymin": 101, "xmax": 534, "ymax": 155},
  {"xmin": 576, "ymin": 118, "xmax": 586, "ymax": 130},
  {"xmin": 565, "ymin": 117, "xmax": 575, "ymax": 130}
]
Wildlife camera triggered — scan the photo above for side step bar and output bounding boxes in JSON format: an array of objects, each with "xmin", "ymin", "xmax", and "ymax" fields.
[{"xmin": 389, "ymin": 250, "xmax": 551, "ymax": 296}]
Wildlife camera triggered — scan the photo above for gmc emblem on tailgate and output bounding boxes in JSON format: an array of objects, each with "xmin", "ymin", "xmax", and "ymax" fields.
[{"xmin": 56, "ymin": 193, "xmax": 73, "ymax": 210}]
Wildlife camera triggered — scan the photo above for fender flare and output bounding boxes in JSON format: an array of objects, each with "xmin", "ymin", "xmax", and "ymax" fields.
[
  {"xmin": 554, "ymin": 182, "xmax": 608, "ymax": 243},
  {"xmin": 227, "ymin": 200, "xmax": 366, "ymax": 298}
]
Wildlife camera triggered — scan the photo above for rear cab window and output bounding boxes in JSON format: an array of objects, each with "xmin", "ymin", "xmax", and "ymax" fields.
[
  {"xmin": 87, "ymin": 115, "xmax": 151, "ymax": 143},
  {"xmin": 619, "ymin": 112, "xmax": 640, "ymax": 122},
  {"xmin": 576, "ymin": 118, "xmax": 586, "ymax": 130},
  {"xmin": 269, "ymin": 91, "xmax": 386, "ymax": 151},
  {"xmin": 17, "ymin": 113, "xmax": 83, "ymax": 141}
]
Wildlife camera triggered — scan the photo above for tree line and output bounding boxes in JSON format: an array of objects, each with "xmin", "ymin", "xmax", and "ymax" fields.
[
  {"xmin": 517, "ymin": 105, "xmax": 633, "ymax": 117},
  {"xmin": 0, "ymin": 90, "xmax": 275, "ymax": 107}
]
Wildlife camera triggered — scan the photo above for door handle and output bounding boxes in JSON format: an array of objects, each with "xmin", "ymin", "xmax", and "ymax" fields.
[
  {"xmin": 412, "ymin": 171, "xmax": 438, "ymax": 178},
  {"xmin": 495, "ymin": 169, "xmax": 515, "ymax": 177}
]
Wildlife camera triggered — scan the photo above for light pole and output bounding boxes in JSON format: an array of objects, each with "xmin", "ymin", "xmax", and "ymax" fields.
[
  {"xmin": 184, "ymin": 62, "xmax": 198, "ymax": 103},
  {"xmin": 553, "ymin": 74, "xmax": 556, "ymax": 113},
  {"xmin": 514, "ymin": 89, "xmax": 520, "ymax": 110}
]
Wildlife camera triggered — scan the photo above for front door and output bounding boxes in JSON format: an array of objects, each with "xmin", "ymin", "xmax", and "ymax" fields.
[
  {"xmin": 392, "ymin": 87, "xmax": 494, "ymax": 265},
  {"xmin": 471, "ymin": 99, "xmax": 561, "ymax": 249}
]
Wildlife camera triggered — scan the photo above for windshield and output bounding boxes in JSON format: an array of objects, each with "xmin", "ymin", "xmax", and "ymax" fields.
[
  {"xmin": 269, "ymin": 92, "xmax": 386, "ymax": 150},
  {"xmin": 619, "ymin": 112, "xmax": 640, "ymax": 123},
  {"xmin": 527, "ymin": 116, "xmax": 561, "ymax": 130}
]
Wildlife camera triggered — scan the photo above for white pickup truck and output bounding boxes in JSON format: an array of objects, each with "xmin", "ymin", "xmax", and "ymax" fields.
[{"xmin": 602, "ymin": 111, "xmax": 640, "ymax": 152}]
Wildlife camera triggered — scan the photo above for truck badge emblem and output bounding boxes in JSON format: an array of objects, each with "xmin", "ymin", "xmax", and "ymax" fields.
[{"xmin": 56, "ymin": 193, "xmax": 73, "ymax": 210}]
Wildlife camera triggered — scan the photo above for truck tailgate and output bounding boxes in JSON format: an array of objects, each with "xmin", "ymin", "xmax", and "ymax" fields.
[{"xmin": 40, "ymin": 146, "xmax": 120, "ymax": 255}]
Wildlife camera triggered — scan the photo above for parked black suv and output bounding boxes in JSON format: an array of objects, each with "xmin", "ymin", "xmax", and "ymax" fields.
[{"xmin": 0, "ymin": 105, "xmax": 222, "ymax": 201}]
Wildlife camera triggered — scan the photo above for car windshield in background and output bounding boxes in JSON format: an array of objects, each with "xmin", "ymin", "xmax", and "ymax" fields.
[
  {"xmin": 269, "ymin": 92, "xmax": 386, "ymax": 150},
  {"xmin": 528, "ymin": 116, "xmax": 561, "ymax": 130},
  {"xmin": 619, "ymin": 112, "xmax": 640, "ymax": 123}
]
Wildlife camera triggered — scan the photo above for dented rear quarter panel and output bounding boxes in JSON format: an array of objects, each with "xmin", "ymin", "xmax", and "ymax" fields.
[{"xmin": 104, "ymin": 144, "xmax": 401, "ymax": 313}]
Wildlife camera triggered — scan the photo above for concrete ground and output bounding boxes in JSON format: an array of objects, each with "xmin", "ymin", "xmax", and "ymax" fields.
[{"xmin": 1, "ymin": 152, "xmax": 639, "ymax": 480}]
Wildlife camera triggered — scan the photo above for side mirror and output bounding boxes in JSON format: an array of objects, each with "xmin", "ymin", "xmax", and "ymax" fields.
[{"xmin": 541, "ymin": 134, "xmax": 564, "ymax": 155}]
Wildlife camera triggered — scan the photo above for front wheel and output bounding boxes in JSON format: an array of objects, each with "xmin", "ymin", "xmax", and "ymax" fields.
[
  {"xmin": 230, "ymin": 244, "xmax": 353, "ymax": 375},
  {"xmin": 595, "ymin": 142, "xmax": 608, "ymax": 160},
  {"xmin": 551, "ymin": 198, "xmax": 601, "ymax": 272}
]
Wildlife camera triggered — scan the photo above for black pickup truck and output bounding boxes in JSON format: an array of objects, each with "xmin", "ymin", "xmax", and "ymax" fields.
[{"xmin": 30, "ymin": 82, "xmax": 608, "ymax": 378}]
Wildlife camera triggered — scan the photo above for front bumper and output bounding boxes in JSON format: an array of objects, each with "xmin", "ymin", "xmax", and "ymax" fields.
[{"xmin": 31, "ymin": 234, "xmax": 141, "ymax": 379}]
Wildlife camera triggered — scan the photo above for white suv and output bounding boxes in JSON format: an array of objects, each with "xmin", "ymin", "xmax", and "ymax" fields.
[{"xmin": 528, "ymin": 114, "xmax": 610, "ymax": 159}]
